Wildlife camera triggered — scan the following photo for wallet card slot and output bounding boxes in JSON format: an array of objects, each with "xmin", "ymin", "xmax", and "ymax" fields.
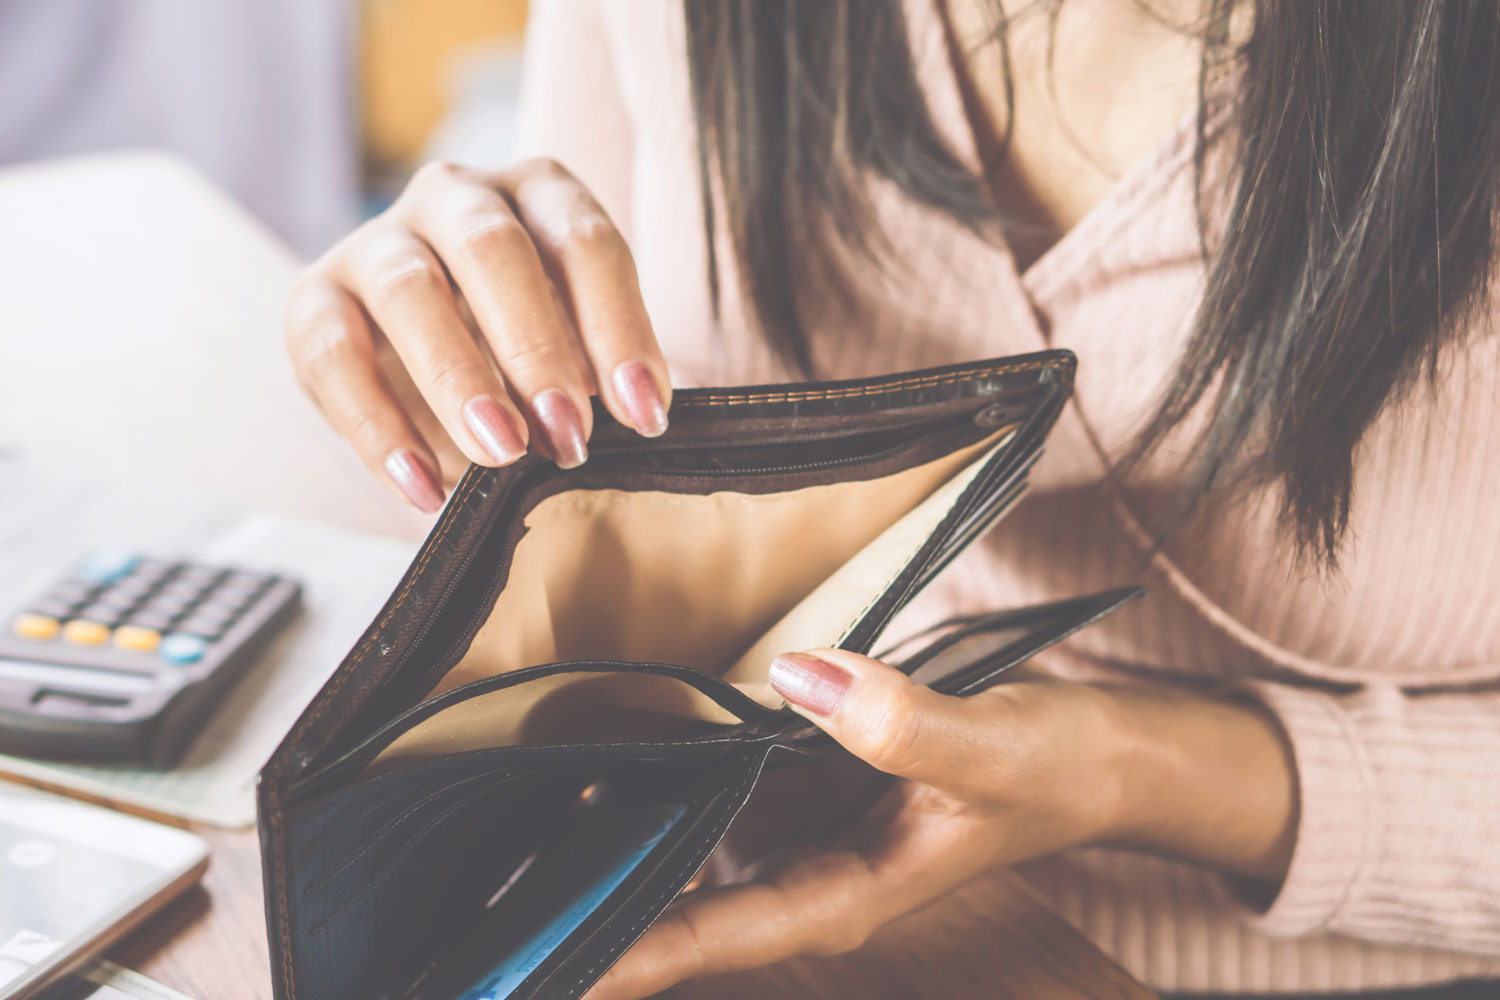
[
  {"xmin": 299, "ymin": 767, "xmax": 536, "ymax": 897},
  {"xmin": 292, "ymin": 755, "xmax": 739, "ymax": 1000},
  {"xmin": 283, "ymin": 766, "xmax": 592, "ymax": 1000},
  {"xmin": 408, "ymin": 749, "xmax": 771, "ymax": 1000},
  {"xmin": 304, "ymin": 775, "xmax": 540, "ymax": 938},
  {"xmin": 919, "ymin": 587, "xmax": 1147, "ymax": 697}
]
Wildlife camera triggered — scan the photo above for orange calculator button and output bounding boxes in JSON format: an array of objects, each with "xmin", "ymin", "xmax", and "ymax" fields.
[
  {"xmin": 114, "ymin": 625, "xmax": 162, "ymax": 652},
  {"xmin": 62, "ymin": 619, "xmax": 111, "ymax": 646},
  {"xmin": 12, "ymin": 613, "xmax": 60, "ymax": 640}
]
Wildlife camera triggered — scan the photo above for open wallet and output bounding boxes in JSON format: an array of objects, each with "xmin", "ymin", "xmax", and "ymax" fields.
[{"xmin": 256, "ymin": 349, "xmax": 1144, "ymax": 1000}]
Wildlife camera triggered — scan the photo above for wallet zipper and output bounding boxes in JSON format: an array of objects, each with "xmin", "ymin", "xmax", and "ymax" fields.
[{"xmin": 582, "ymin": 406, "xmax": 1009, "ymax": 477}]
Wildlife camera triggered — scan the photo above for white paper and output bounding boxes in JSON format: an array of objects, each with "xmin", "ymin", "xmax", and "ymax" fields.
[{"xmin": 72, "ymin": 959, "xmax": 196, "ymax": 1000}]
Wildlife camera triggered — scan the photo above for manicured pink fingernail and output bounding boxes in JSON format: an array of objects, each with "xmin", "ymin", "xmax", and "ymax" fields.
[
  {"xmin": 533, "ymin": 389, "xmax": 588, "ymax": 469},
  {"xmin": 611, "ymin": 361, "xmax": 668, "ymax": 437},
  {"xmin": 384, "ymin": 448, "xmax": 444, "ymax": 512},
  {"xmin": 462, "ymin": 396, "xmax": 527, "ymax": 465},
  {"xmin": 769, "ymin": 653, "xmax": 852, "ymax": 716}
]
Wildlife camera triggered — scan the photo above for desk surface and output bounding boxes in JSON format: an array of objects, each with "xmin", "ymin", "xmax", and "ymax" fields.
[
  {"xmin": 118, "ymin": 826, "xmax": 1155, "ymax": 1000},
  {"xmin": 2, "ymin": 153, "xmax": 1154, "ymax": 1000}
]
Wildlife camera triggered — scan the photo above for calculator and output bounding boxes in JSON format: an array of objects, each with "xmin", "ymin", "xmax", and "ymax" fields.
[{"xmin": 0, "ymin": 549, "xmax": 301, "ymax": 767}]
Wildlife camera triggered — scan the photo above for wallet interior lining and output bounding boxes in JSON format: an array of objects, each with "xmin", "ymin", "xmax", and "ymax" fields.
[{"xmin": 367, "ymin": 426, "xmax": 1015, "ymax": 767}]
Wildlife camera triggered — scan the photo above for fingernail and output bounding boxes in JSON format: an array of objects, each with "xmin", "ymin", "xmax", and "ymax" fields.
[
  {"xmin": 611, "ymin": 361, "xmax": 668, "ymax": 437},
  {"xmin": 384, "ymin": 448, "xmax": 445, "ymax": 513},
  {"xmin": 462, "ymin": 396, "xmax": 527, "ymax": 465},
  {"xmin": 533, "ymin": 389, "xmax": 589, "ymax": 469},
  {"xmin": 769, "ymin": 653, "xmax": 852, "ymax": 716}
]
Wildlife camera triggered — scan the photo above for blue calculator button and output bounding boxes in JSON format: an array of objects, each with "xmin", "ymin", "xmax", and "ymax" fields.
[
  {"xmin": 159, "ymin": 634, "xmax": 208, "ymax": 665},
  {"xmin": 77, "ymin": 549, "xmax": 143, "ymax": 585}
]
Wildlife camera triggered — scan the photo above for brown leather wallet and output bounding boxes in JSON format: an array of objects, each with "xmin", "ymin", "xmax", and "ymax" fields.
[{"xmin": 256, "ymin": 350, "xmax": 1142, "ymax": 1000}]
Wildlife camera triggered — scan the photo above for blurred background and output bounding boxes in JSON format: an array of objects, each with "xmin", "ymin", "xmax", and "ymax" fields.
[{"xmin": 0, "ymin": 0, "xmax": 531, "ymax": 259}]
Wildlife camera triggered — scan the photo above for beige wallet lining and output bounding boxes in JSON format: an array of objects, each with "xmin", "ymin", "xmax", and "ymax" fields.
[{"xmin": 366, "ymin": 426, "xmax": 1016, "ymax": 767}]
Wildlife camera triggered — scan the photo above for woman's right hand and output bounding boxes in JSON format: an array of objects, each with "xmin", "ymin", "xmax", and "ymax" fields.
[{"xmin": 284, "ymin": 158, "xmax": 671, "ymax": 512}]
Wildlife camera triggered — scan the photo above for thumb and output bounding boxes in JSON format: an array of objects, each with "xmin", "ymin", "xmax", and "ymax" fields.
[{"xmin": 769, "ymin": 648, "xmax": 973, "ymax": 787}]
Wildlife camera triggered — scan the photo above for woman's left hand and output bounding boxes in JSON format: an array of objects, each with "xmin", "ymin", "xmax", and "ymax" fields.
[{"xmin": 585, "ymin": 647, "xmax": 1299, "ymax": 1000}]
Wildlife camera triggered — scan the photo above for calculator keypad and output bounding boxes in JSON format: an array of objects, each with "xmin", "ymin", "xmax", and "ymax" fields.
[{"xmin": 9, "ymin": 553, "xmax": 278, "ymax": 667}]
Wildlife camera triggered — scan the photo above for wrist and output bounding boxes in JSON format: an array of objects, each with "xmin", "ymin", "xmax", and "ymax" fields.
[
  {"xmin": 1090, "ymin": 684, "xmax": 1299, "ymax": 882},
  {"xmin": 1040, "ymin": 681, "xmax": 1143, "ymax": 848},
  {"xmin": 1077, "ymin": 684, "xmax": 1149, "ymax": 845}
]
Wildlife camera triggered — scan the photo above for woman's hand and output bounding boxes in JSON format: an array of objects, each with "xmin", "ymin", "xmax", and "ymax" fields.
[
  {"xmin": 586, "ymin": 648, "xmax": 1299, "ymax": 1000},
  {"xmin": 284, "ymin": 159, "xmax": 670, "ymax": 511}
]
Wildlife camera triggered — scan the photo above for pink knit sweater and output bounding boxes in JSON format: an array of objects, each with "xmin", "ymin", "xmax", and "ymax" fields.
[{"xmin": 517, "ymin": 0, "xmax": 1500, "ymax": 992}]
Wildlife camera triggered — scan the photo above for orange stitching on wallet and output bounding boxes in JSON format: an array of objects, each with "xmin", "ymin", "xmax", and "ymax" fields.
[
  {"xmin": 270, "ymin": 468, "xmax": 491, "ymax": 1000},
  {"xmin": 671, "ymin": 360, "xmax": 1052, "ymax": 408}
]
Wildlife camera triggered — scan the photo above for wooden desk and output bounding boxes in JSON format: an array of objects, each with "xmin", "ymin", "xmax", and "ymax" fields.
[
  {"xmin": 0, "ymin": 154, "xmax": 1156, "ymax": 999},
  {"xmin": 117, "ymin": 826, "xmax": 1155, "ymax": 1000}
]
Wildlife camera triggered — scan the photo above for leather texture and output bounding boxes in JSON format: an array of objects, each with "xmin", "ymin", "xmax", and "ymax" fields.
[{"xmin": 256, "ymin": 350, "xmax": 1143, "ymax": 1000}]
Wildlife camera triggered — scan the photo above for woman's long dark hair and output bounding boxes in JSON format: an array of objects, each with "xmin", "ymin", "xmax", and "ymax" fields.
[{"xmin": 683, "ymin": 0, "xmax": 1500, "ymax": 565}]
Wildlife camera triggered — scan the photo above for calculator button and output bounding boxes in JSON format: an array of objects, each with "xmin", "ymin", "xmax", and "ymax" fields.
[
  {"xmin": 125, "ymin": 609, "xmax": 177, "ymax": 632},
  {"xmin": 76, "ymin": 550, "xmax": 143, "ymax": 585},
  {"xmin": 223, "ymin": 571, "xmax": 272, "ymax": 592},
  {"xmin": 176, "ymin": 565, "xmax": 225, "ymax": 586},
  {"xmin": 93, "ymin": 589, "xmax": 142, "ymax": 611},
  {"xmin": 142, "ymin": 594, "xmax": 193, "ymax": 617},
  {"xmin": 75, "ymin": 604, "xmax": 125, "ymax": 627},
  {"xmin": 184, "ymin": 601, "xmax": 234, "ymax": 625},
  {"xmin": 28, "ymin": 598, "xmax": 79, "ymax": 620},
  {"xmin": 159, "ymin": 580, "xmax": 206, "ymax": 602},
  {"xmin": 127, "ymin": 560, "xmax": 175, "ymax": 583},
  {"xmin": 62, "ymin": 620, "xmax": 112, "ymax": 646},
  {"xmin": 109, "ymin": 577, "xmax": 156, "ymax": 598},
  {"xmin": 176, "ymin": 619, "xmax": 227, "ymax": 641},
  {"xmin": 196, "ymin": 596, "xmax": 246, "ymax": 619},
  {"xmin": 12, "ymin": 613, "xmax": 60, "ymax": 641},
  {"xmin": 114, "ymin": 625, "xmax": 162, "ymax": 652},
  {"xmin": 50, "ymin": 580, "xmax": 99, "ymax": 603},
  {"xmin": 159, "ymin": 634, "xmax": 208, "ymax": 665}
]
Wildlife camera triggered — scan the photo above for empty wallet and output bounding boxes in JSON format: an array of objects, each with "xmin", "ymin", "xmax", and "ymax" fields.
[{"xmin": 256, "ymin": 349, "xmax": 1144, "ymax": 1000}]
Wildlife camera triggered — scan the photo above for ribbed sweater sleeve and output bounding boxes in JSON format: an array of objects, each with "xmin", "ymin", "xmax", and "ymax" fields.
[{"xmin": 1234, "ymin": 678, "xmax": 1500, "ymax": 955}]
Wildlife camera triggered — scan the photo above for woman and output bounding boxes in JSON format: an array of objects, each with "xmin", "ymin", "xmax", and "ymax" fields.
[{"xmin": 283, "ymin": 1, "xmax": 1500, "ymax": 996}]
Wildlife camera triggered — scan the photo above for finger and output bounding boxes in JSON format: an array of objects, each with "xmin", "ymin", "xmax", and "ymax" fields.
[
  {"xmin": 584, "ymin": 849, "xmax": 888, "ymax": 1000},
  {"xmin": 285, "ymin": 276, "xmax": 446, "ymax": 512},
  {"xmin": 401, "ymin": 161, "xmax": 595, "ymax": 467},
  {"xmin": 331, "ymin": 221, "xmax": 530, "ymax": 469},
  {"xmin": 373, "ymin": 340, "xmax": 471, "ymax": 485},
  {"xmin": 500, "ymin": 159, "xmax": 671, "ymax": 438},
  {"xmin": 768, "ymin": 648, "xmax": 1019, "ymax": 797}
]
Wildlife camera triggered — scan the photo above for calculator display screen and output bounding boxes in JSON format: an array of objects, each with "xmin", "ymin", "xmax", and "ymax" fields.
[{"xmin": 0, "ymin": 784, "xmax": 204, "ymax": 998}]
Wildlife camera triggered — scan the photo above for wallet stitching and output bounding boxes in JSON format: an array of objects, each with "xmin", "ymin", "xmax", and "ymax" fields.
[
  {"xmin": 672, "ymin": 360, "xmax": 1050, "ymax": 407},
  {"xmin": 564, "ymin": 758, "xmax": 761, "ymax": 998}
]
